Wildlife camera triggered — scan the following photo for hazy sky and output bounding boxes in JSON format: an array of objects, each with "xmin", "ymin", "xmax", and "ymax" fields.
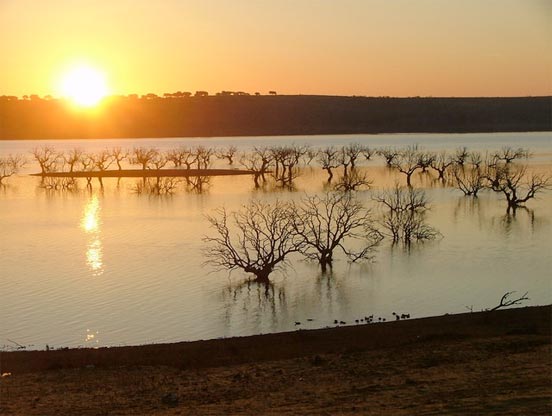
[{"xmin": 1, "ymin": 0, "xmax": 550, "ymax": 97}]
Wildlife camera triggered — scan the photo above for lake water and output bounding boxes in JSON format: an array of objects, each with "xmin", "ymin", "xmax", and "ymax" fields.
[{"xmin": 1, "ymin": 132, "xmax": 551, "ymax": 350}]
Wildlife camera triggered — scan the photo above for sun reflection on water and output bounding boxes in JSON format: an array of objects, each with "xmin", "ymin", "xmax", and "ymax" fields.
[{"xmin": 81, "ymin": 195, "xmax": 104, "ymax": 276}]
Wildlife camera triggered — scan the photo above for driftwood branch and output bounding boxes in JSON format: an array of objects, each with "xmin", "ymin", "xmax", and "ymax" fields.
[{"xmin": 490, "ymin": 291, "xmax": 529, "ymax": 311}]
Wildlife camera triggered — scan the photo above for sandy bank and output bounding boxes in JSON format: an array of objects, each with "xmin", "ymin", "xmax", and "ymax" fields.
[{"xmin": 0, "ymin": 306, "xmax": 550, "ymax": 415}]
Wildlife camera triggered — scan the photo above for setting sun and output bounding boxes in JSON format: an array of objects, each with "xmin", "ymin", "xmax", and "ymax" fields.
[{"xmin": 59, "ymin": 65, "xmax": 109, "ymax": 107}]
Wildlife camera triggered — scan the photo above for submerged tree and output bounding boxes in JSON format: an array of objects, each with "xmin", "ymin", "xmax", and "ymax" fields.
[
  {"xmin": 317, "ymin": 146, "xmax": 340, "ymax": 182},
  {"xmin": 451, "ymin": 163, "xmax": 485, "ymax": 197},
  {"xmin": 374, "ymin": 185, "xmax": 439, "ymax": 245},
  {"xmin": 377, "ymin": 147, "xmax": 400, "ymax": 167},
  {"xmin": 110, "ymin": 147, "xmax": 128, "ymax": 170},
  {"xmin": 239, "ymin": 148, "xmax": 272, "ymax": 188},
  {"xmin": 31, "ymin": 146, "xmax": 59, "ymax": 174},
  {"xmin": 216, "ymin": 145, "xmax": 238, "ymax": 165},
  {"xmin": 334, "ymin": 169, "xmax": 372, "ymax": 192},
  {"xmin": 203, "ymin": 200, "xmax": 303, "ymax": 282},
  {"xmin": 390, "ymin": 145, "xmax": 421, "ymax": 187},
  {"xmin": 430, "ymin": 151, "xmax": 454, "ymax": 180},
  {"xmin": 293, "ymin": 192, "xmax": 382, "ymax": 271},
  {"xmin": 63, "ymin": 148, "xmax": 84, "ymax": 173},
  {"xmin": 485, "ymin": 164, "xmax": 551, "ymax": 212},
  {"xmin": 492, "ymin": 146, "xmax": 530, "ymax": 164},
  {"xmin": 0, "ymin": 154, "xmax": 25, "ymax": 184},
  {"xmin": 131, "ymin": 147, "xmax": 158, "ymax": 170}
]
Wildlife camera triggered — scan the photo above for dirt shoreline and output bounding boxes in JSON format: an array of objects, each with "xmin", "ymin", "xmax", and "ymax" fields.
[{"xmin": 1, "ymin": 306, "xmax": 550, "ymax": 415}]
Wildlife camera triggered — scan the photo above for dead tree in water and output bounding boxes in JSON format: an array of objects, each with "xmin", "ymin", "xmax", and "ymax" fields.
[
  {"xmin": 92, "ymin": 150, "xmax": 114, "ymax": 171},
  {"xmin": 390, "ymin": 145, "xmax": 421, "ymax": 187},
  {"xmin": 31, "ymin": 146, "xmax": 59, "ymax": 174},
  {"xmin": 131, "ymin": 147, "xmax": 158, "ymax": 170},
  {"xmin": 203, "ymin": 200, "xmax": 303, "ymax": 282},
  {"xmin": 377, "ymin": 147, "xmax": 399, "ymax": 167},
  {"xmin": 293, "ymin": 192, "xmax": 382, "ymax": 271},
  {"xmin": 374, "ymin": 185, "xmax": 439, "ymax": 245},
  {"xmin": 167, "ymin": 147, "xmax": 189, "ymax": 168},
  {"xmin": 194, "ymin": 146, "xmax": 215, "ymax": 170},
  {"xmin": 492, "ymin": 146, "xmax": 530, "ymax": 164},
  {"xmin": 430, "ymin": 151, "xmax": 453, "ymax": 180},
  {"xmin": 110, "ymin": 147, "xmax": 128, "ymax": 170},
  {"xmin": 454, "ymin": 146, "xmax": 469, "ymax": 166},
  {"xmin": 317, "ymin": 147, "xmax": 340, "ymax": 182},
  {"xmin": 239, "ymin": 148, "xmax": 272, "ymax": 188},
  {"xmin": 216, "ymin": 145, "xmax": 238, "ymax": 165},
  {"xmin": 485, "ymin": 164, "xmax": 551, "ymax": 213},
  {"xmin": 334, "ymin": 169, "xmax": 372, "ymax": 192},
  {"xmin": 63, "ymin": 148, "xmax": 84, "ymax": 173},
  {"xmin": 0, "ymin": 154, "xmax": 25, "ymax": 184},
  {"xmin": 451, "ymin": 163, "xmax": 485, "ymax": 197}
]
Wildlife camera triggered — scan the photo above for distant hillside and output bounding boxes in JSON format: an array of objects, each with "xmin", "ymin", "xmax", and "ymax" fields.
[{"xmin": 0, "ymin": 95, "xmax": 550, "ymax": 139}]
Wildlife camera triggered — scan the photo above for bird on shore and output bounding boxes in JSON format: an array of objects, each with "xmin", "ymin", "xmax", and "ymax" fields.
[
  {"xmin": 295, "ymin": 322, "xmax": 301, "ymax": 326},
  {"xmin": 339, "ymin": 320, "xmax": 346, "ymax": 325}
]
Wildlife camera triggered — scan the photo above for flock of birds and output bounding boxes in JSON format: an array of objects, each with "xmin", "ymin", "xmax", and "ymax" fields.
[{"xmin": 294, "ymin": 312, "xmax": 411, "ymax": 327}]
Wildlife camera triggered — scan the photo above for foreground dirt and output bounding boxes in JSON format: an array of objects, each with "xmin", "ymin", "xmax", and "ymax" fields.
[{"xmin": 1, "ymin": 306, "xmax": 550, "ymax": 415}]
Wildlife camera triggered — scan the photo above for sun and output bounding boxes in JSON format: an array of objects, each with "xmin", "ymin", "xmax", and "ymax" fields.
[{"xmin": 59, "ymin": 65, "xmax": 109, "ymax": 107}]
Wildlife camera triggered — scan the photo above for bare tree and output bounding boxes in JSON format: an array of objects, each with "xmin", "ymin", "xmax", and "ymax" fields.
[
  {"xmin": 430, "ymin": 151, "xmax": 454, "ymax": 180},
  {"xmin": 467, "ymin": 151, "xmax": 483, "ymax": 168},
  {"xmin": 131, "ymin": 147, "xmax": 158, "ymax": 170},
  {"xmin": 343, "ymin": 143, "xmax": 364, "ymax": 169},
  {"xmin": 334, "ymin": 169, "xmax": 372, "ymax": 192},
  {"xmin": 317, "ymin": 147, "xmax": 340, "ymax": 182},
  {"xmin": 362, "ymin": 146, "xmax": 375, "ymax": 161},
  {"xmin": 374, "ymin": 185, "xmax": 439, "ymax": 245},
  {"xmin": 278, "ymin": 145, "xmax": 305, "ymax": 186},
  {"xmin": 390, "ymin": 145, "xmax": 421, "ymax": 187},
  {"xmin": 149, "ymin": 151, "xmax": 168, "ymax": 170},
  {"xmin": 31, "ymin": 146, "xmax": 59, "ymax": 174},
  {"xmin": 489, "ymin": 291, "xmax": 529, "ymax": 311},
  {"xmin": 203, "ymin": 200, "xmax": 303, "ymax": 282},
  {"xmin": 0, "ymin": 154, "xmax": 25, "ymax": 184},
  {"xmin": 166, "ymin": 147, "xmax": 191, "ymax": 168},
  {"xmin": 486, "ymin": 164, "xmax": 551, "ymax": 212},
  {"xmin": 63, "ymin": 148, "xmax": 84, "ymax": 173},
  {"xmin": 194, "ymin": 146, "xmax": 215, "ymax": 170},
  {"xmin": 303, "ymin": 146, "xmax": 318, "ymax": 165},
  {"xmin": 454, "ymin": 146, "xmax": 469, "ymax": 166},
  {"xmin": 92, "ymin": 150, "xmax": 114, "ymax": 171},
  {"xmin": 451, "ymin": 163, "xmax": 485, "ymax": 197},
  {"xmin": 417, "ymin": 151, "xmax": 436, "ymax": 173},
  {"xmin": 216, "ymin": 145, "xmax": 238, "ymax": 165},
  {"xmin": 80, "ymin": 154, "xmax": 95, "ymax": 172},
  {"xmin": 377, "ymin": 147, "xmax": 399, "ymax": 167},
  {"xmin": 492, "ymin": 146, "xmax": 530, "ymax": 164},
  {"xmin": 111, "ymin": 147, "xmax": 128, "ymax": 170},
  {"xmin": 293, "ymin": 192, "xmax": 382, "ymax": 271},
  {"xmin": 239, "ymin": 148, "xmax": 272, "ymax": 188}
]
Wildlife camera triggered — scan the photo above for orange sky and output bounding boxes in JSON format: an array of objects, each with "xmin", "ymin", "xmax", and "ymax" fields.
[{"xmin": 1, "ymin": 0, "xmax": 550, "ymax": 97}]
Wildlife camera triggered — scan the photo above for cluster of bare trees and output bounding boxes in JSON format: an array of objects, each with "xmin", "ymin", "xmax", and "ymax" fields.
[
  {"xmin": 203, "ymin": 188, "xmax": 435, "ymax": 282},
  {"xmin": 374, "ymin": 185, "xmax": 438, "ymax": 244},
  {"xmin": 30, "ymin": 145, "xmax": 236, "ymax": 174},
  {"xmin": 23, "ymin": 144, "xmax": 552, "ymax": 209},
  {"xmin": 442, "ymin": 146, "xmax": 550, "ymax": 212}
]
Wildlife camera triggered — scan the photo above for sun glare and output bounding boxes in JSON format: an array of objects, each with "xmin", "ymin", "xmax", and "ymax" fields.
[{"xmin": 60, "ymin": 66, "xmax": 109, "ymax": 107}]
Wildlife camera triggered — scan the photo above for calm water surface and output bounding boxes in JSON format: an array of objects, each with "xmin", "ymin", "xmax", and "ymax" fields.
[{"xmin": 1, "ymin": 132, "xmax": 551, "ymax": 349}]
